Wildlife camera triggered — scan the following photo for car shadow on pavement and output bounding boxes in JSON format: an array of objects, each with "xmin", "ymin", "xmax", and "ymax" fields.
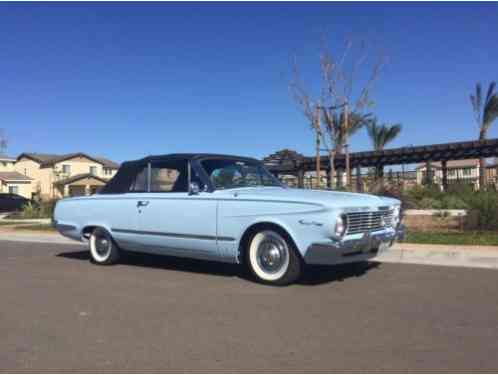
[
  {"xmin": 56, "ymin": 250, "xmax": 380, "ymax": 286},
  {"xmin": 300, "ymin": 262, "xmax": 381, "ymax": 285}
]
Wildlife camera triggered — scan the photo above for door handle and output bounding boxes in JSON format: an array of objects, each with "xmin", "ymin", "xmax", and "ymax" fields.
[{"xmin": 137, "ymin": 200, "xmax": 149, "ymax": 208}]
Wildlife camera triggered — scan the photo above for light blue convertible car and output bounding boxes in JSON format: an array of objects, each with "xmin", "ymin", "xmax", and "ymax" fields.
[{"xmin": 53, "ymin": 153, "xmax": 404, "ymax": 285}]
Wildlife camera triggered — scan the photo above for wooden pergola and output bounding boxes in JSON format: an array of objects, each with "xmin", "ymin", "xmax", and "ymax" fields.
[{"xmin": 263, "ymin": 138, "xmax": 498, "ymax": 191}]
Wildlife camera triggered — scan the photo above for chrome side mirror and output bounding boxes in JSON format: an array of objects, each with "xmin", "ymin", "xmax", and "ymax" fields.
[{"xmin": 189, "ymin": 182, "xmax": 200, "ymax": 195}]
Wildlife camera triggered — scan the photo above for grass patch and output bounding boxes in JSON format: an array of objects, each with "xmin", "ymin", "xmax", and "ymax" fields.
[
  {"xmin": 404, "ymin": 231, "xmax": 498, "ymax": 246},
  {"xmin": 14, "ymin": 224, "xmax": 55, "ymax": 232}
]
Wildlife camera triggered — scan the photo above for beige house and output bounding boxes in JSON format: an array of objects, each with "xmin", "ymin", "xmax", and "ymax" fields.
[
  {"xmin": 416, "ymin": 158, "xmax": 498, "ymax": 190},
  {"xmin": 0, "ymin": 154, "xmax": 33, "ymax": 198},
  {"xmin": 15, "ymin": 152, "xmax": 119, "ymax": 200}
]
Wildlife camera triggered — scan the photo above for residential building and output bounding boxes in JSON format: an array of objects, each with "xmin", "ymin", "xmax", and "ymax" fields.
[
  {"xmin": 0, "ymin": 154, "xmax": 33, "ymax": 198},
  {"xmin": 416, "ymin": 158, "xmax": 498, "ymax": 190},
  {"xmin": 0, "ymin": 154, "xmax": 16, "ymax": 172},
  {"xmin": 15, "ymin": 152, "xmax": 119, "ymax": 200}
]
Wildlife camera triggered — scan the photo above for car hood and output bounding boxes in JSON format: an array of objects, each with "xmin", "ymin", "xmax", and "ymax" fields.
[{"xmin": 214, "ymin": 187, "xmax": 399, "ymax": 209}]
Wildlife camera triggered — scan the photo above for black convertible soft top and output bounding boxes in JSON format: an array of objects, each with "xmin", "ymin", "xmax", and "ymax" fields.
[{"xmin": 99, "ymin": 153, "xmax": 260, "ymax": 194}]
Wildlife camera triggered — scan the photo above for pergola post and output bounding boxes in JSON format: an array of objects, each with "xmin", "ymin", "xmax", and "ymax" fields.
[
  {"xmin": 336, "ymin": 168, "xmax": 343, "ymax": 189},
  {"xmin": 425, "ymin": 160, "xmax": 432, "ymax": 185},
  {"xmin": 441, "ymin": 160, "xmax": 448, "ymax": 192},
  {"xmin": 376, "ymin": 164, "xmax": 384, "ymax": 180},
  {"xmin": 297, "ymin": 168, "xmax": 305, "ymax": 189},
  {"xmin": 326, "ymin": 169, "xmax": 331, "ymax": 189},
  {"xmin": 355, "ymin": 166, "xmax": 362, "ymax": 192}
]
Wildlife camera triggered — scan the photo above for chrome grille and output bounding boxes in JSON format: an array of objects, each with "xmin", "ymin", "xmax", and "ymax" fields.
[{"xmin": 345, "ymin": 209, "xmax": 394, "ymax": 235}]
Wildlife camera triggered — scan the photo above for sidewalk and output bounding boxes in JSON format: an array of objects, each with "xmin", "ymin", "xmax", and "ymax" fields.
[
  {"xmin": 0, "ymin": 228, "xmax": 84, "ymax": 245},
  {"xmin": 1, "ymin": 228, "xmax": 498, "ymax": 270},
  {"xmin": 374, "ymin": 243, "xmax": 498, "ymax": 269}
]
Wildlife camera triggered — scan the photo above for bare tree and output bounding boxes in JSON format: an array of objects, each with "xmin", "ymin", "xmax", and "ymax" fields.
[
  {"xmin": 290, "ymin": 38, "xmax": 384, "ymax": 190},
  {"xmin": 319, "ymin": 38, "xmax": 384, "ymax": 189},
  {"xmin": 0, "ymin": 129, "xmax": 8, "ymax": 155}
]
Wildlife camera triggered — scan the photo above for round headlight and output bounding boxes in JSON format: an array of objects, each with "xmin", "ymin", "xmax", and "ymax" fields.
[{"xmin": 334, "ymin": 214, "xmax": 347, "ymax": 238}]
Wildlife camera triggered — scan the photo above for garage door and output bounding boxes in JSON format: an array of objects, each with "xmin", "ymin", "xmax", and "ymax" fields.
[{"xmin": 68, "ymin": 186, "xmax": 86, "ymax": 197}]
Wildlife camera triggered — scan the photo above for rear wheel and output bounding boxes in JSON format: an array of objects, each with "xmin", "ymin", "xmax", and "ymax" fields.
[
  {"xmin": 246, "ymin": 229, "xmax": 302, "ymax": 286},
  {"xmin": 89, "ymin": 227, "xmax": 120, "ymax": 265}
]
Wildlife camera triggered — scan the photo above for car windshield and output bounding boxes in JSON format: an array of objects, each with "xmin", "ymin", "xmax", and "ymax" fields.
[{"xmin": 200, "ymin": 158, "xmax": 283, "ymax": 190}]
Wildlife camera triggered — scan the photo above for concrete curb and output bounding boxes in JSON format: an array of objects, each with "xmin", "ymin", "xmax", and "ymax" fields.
[
  {"xmin": 0, "ymin": 218, "xmax": 51, "ymax": 224},
  {"xmin": 373, "ymin": 243, "xmax": 498, "ymax": 269},
  {"xmin": 0, "ymin": 230, "xmax": 84, "ymax": 245}
]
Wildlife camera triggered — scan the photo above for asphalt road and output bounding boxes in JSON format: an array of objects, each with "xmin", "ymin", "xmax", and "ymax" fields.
[{"xmin": 1, "ymin": 240, "xmax": 498, "ymax": 372}]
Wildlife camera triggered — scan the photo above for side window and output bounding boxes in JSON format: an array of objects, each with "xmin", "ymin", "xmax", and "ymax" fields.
[
  {"xmin": 129, "ymin": 166, "xmax": 148, "ymax": 192},
  {"xmin": 150, "ymin": 160, "xmax": 188, "ymax": 193},
  {"xmin": 211, "ymin": 165, "xmax": 243, "ymax": 188},
  {"xmin": 62, "ymin": 164, "xmax": 71, "ymax": 174}
]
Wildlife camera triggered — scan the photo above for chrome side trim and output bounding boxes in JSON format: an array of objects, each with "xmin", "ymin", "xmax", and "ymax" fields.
[{"xmin": 111, "ymin": 228, "xmax": 235, "ymax": 242}]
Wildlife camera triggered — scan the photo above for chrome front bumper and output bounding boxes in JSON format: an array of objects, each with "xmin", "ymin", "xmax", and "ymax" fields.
[{"xmin": 304, "ymin": 225, "xmax": 405, "ymax": 265}]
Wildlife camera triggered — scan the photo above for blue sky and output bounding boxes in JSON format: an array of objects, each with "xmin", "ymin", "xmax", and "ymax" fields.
[{"xmin": 1, "ymin": 2, "xmax": 497, "ymax": 163}]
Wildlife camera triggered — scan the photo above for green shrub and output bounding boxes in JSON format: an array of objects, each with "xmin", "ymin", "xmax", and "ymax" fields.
[
  {"xmin": 463, "ymin": 191, "xmax": 498, "ymax": 231},
  {"xmin": 373, "ymin": 184, "xmax": 498, "ymax": 230},
  {"xmin": 39, "ymin": 200, "xmax": 57, "ymax": 218},
  {"xmin": 405, "ymin": 184, "xmax": 443, "ymax": 203},
  {"xmin": 440, "ymin": 195, "xmax": 469, "ymax": 210},
  {"xmin": 18, "ymin": 199, "xmax": 57, "ymax": 219},
  {"xmin": 418, "ymin": 197, "xmax": 443, "ymax": 209},
  {"xmin": 19, "ymin": 202, "xmax": 38, "ymax": 219}
]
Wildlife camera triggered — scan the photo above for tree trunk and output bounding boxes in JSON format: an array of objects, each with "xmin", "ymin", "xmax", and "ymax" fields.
[
  {"xmin": 479, "ymin": 129, "xmax": 487, "ymax": 191},
  {"xmin": 336, "ymin": 144, "xmax": 344, "ymax": 189},
  {"xmin": 315, "ymin": 133, "xmax": 321, "ymax": 189},
  {"xmin": 328, "ymin": 150, "xmax": 336, "ymax": 190},
  {"xmin": 344, "ymin": 105, "xmax": 350, "ymax": 189},
  {"xmin": 479, "ymin": 157, "xmax": 487, "ymax": 191}
]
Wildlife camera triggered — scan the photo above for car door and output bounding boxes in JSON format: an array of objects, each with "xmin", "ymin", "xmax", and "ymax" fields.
[
  {"xmin": 106, "ymin": 164, "xmax": 149, "ymax": 251},
  {"xmin": 136, "ymin": 159, "xmax": 220, "ymax": 260}
]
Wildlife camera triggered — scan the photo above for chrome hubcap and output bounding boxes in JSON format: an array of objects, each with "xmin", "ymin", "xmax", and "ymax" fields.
[
  {"xmin": 95, "ymin": 234, "xmax": 110, "ymax": 256},
  {"xmin": 256, "ymin": 235, "xmax": 288, "ymax": 274}
]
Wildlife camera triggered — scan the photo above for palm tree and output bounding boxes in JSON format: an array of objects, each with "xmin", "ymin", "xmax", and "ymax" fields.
[
  {"xmin": 470, "ymin": 82, "xmax": 498, "ymax": 190},
  {"xmin": 366, "ymin": 120, "xmax": 402, "ymax": 179},
  {"xmin": 322, "ymin": 110, "xmax": 371, "ymax": 188}
]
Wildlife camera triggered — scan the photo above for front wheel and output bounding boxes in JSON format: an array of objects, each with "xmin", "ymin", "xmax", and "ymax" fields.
[
  {"xmin": 89, "ymin": 227, "xmax": 120, "ymax": 265},
  {"xmin": 246, "ymin": 229, "xmax": 302, "ymax": 286}
]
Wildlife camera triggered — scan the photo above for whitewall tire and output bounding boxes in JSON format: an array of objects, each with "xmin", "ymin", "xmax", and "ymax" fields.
[
  {"xmin": 246, "ymin": 229, "xmax": 301, "ymax": 286},
  {"xmin": 89, "ymin": 227, "xmax": 120, "ymax": 265}
]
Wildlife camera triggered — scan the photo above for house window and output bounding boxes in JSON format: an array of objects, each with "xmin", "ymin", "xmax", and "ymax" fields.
[
  {"xmin": 90, "ymin": 166, "xmax": 97, "ymax": 175},
  {"xmin": 9, "ymin": 186, "xmax": 19, "ymax": 194},
  {"xmin": 463, "ymin": 168, "xmax": 472, "ymax": 177},
  {"xmin": 448, "ymin": 169, "xmax": 456, "ymax": 177},
  {"xmin": 62, "ymin": 164, "xmax": 71, "ymax": 174},
  {"xmin": 104, "ymin": 167, "xmax": 112, "ymax": 176},
  {"xmin": 1, "ymin": 162, "xmax": 6, "ymax": 167}
]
